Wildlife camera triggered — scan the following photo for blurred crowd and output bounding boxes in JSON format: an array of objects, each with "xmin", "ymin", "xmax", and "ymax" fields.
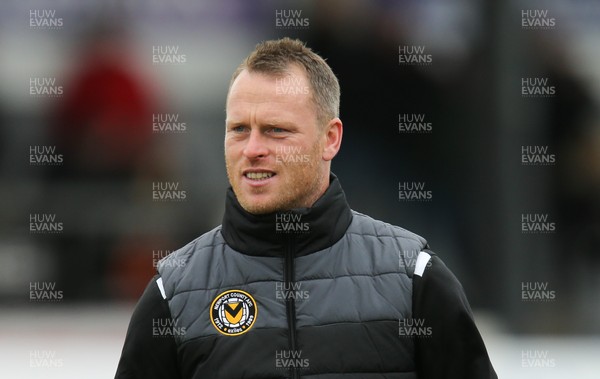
[{"xmin": 0, "ymin": 0, "xmax": 598, "ymax": 334}]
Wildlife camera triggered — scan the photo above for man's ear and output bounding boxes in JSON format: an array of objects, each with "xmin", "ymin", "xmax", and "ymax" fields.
[{"xmin": 322, "ymin": 118, "xmax": 343, "ymax": 161}]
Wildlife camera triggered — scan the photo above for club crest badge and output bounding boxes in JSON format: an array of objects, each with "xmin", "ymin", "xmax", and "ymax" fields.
[{"xmin": 210, "ymin": 289, "xmax": 257, "ymax": 336}]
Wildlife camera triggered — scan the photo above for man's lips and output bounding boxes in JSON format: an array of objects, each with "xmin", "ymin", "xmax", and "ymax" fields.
[{"xmin": 242, "ymin": 169, "xmax": 276, "ymax": 182}]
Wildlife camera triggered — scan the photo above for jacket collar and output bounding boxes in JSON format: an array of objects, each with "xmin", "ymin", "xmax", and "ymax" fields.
[{"xmin": 221, "ymin": 173, "xmax": 353, "ymax": 257}]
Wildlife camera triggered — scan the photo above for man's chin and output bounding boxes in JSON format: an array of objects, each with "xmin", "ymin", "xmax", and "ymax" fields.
[
  {"xmin": 240, "ymin": 202, "xmax": 278, "ymax": 215},
  {"xmin": 237, "ymin": 194, "xmax": 280, "ymax": 215}
]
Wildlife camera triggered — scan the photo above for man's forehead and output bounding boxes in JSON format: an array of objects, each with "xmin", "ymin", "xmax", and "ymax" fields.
[
  {"xmin": 227, "ymin": 69, "xmax": 314, "ymax": 118},
  {"xmin": 237, "ymin": 63, "xmax": 308, "ymax": 82},
  {"xmin": 226, "ymin": 103, "xmax": 301, "ymax": 125},
  {"xmin": 229, "ymin": 66, "xmax": 309, "ymax": 96}
]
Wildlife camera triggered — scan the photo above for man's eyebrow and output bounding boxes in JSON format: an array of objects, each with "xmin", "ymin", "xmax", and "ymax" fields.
[
  {"xmin": 225, "ymin": 118, "xmax": 299, "ymax": 129},
  {"xmin": 225, "ymin": 119, "xmax": 246, "ymax": 126},
  {"xmin": 262, "ymin": 120, "xmax": 298, "ymax": 128}
]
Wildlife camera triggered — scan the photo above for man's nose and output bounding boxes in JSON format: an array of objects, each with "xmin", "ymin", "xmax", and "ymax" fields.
[{"xmin": 243, "ymin": 129, "xmax": 269, "ymax": 159}]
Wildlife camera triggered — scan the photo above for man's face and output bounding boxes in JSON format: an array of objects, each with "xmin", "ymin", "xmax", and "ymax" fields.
[{"xmin": 225, "ymin": 65, "xmax": 327, "ymax": 214}]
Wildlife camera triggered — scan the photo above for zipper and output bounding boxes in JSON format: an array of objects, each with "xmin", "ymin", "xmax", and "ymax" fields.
[{"xmin": 284, "ymin": 234, "xmax": 299, "ymax": 379}]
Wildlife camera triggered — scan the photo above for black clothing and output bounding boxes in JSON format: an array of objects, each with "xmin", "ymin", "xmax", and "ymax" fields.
[{"xmin": 116, "ymin": 175, "xmax": 497, "ymax": 379}]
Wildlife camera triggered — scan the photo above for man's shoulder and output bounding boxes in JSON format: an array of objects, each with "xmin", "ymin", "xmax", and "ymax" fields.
[
  {"xmin": 346, "ymin": 210, "xmax": 430, "ymax": 277},
  {"xmin": 157, "ymin": 225, "xmax": 224, "ymax": 274},
  {"xmin": 348, "ymin": 210, "xmax": 428, "ymax": 247}
]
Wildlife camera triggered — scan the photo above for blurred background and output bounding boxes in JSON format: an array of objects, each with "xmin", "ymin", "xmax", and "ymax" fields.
[{"xmin": 1, "ymin": 0, "xmax": 599, "ymax": 378}]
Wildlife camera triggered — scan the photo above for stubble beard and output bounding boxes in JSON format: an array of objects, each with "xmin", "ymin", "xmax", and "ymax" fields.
[{"xmin": 225, "ymin": 143, "xmax": 326, "ymax": 215}]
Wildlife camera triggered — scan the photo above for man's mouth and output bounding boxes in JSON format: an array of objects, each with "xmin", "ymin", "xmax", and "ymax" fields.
[{"xmin": 243, "ymin": 171, "xmax": 276, "ymax": 181}]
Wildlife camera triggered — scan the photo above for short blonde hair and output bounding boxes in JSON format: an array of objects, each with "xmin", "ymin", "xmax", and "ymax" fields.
[{"xmin": 229, "ymin": 37, "xmax": 340, "ymax": 125}]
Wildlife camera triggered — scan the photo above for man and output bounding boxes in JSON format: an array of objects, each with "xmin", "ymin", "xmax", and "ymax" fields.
[{"xmin": 115, "ymin": 37, "xmax": 497, "ymax": 379}]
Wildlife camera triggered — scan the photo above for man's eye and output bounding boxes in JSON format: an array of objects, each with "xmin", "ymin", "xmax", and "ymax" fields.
[
  {"xmin": 270, "ymin": 127, "xmax": 286, "ymax": 133},
  {"xmin": 232, "ymin": 125, "xmax": 247, "ymax": 133}
]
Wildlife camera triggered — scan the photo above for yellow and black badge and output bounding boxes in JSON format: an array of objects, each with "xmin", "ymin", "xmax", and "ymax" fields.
[{"xmin": 210, "ymin": 289, "xmax": 257, "ymax": 336}]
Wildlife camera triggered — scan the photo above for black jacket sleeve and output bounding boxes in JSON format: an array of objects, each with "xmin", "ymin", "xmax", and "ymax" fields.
[
  {"xmin": 413, "ymin": 254, "xmax": 497, "ymax": 379},
  {"xmin": 115, "ymin": 275, "xmax": 181, "ymax": 379}
]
